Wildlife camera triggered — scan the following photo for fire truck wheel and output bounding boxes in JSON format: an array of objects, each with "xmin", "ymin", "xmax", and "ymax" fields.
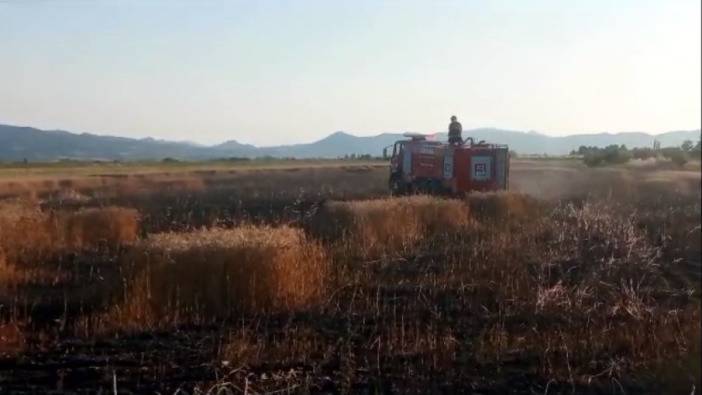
[{"xmin": 389, "ymin": 177, "xmax": 406, "ymax": 196}]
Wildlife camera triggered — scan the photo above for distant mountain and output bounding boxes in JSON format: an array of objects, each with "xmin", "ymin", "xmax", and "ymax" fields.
[
  {"xmin": 212, "ymin": 140, "xmax": 259, "ymax": 156},
  {"xmin": 442, "ymin": 128, "xmax": 701, "ymax": 156},
  {"xmin": 0, "ymin": 125, "xmax": 214, "ymax": 161},
  {"xmin": 257, "ymin": 132, "xmax": 402, "ymax": 158},
  {"xmin": 263, "ymin": 128, "xmax": 700, "ymax": 158},
  {"xmin": 0, "ymin": 123, "xmax": 699, "ymax": 161}
]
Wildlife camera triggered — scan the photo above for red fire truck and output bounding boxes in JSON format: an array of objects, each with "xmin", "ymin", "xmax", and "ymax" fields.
[{"xmin": 385, "ymin": 133, "xmax": 509, "ymax": 195}]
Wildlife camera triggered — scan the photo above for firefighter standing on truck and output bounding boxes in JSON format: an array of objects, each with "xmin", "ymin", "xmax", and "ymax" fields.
[{"xmin": 448, "ymin": 115, "xmax": 462, "ymax": 144}]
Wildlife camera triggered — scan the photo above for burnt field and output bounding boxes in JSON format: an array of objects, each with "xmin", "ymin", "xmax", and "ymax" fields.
[{"xmin": 0, "ymin": 160, "xmax": 700, "ymax": 394}]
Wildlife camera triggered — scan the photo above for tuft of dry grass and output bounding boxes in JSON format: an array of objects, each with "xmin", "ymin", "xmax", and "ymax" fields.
[
  {"xmin": 465, "ymin": 191, "xmax": 542, "ymax": 222},
  {"xmin": 307, "ymin": 195, "xmax": 473, "ymax": 258},
  {"xmin": 103, "ymin": 225, "xmax": 328, "ymax": 330},
  {"xmin": 0, "ymin": 201, "xmax": 139, "ymax": 264},
  {"xmin": 58, "ymin": 207, "xmax": 140, "ymax": 250},
  {"xmin": 0, "ymin": 323, "xmax": 25, "ymax": 356},
  {"xmin": 0, "ymin": 249, "xmax": 18, "ymax": 289},
  {"xmin": 0, "ymin": 199, "xmax": 55, "ymax": 265},
  {"xmin": 0, "ymin": 200, "xmax": 140, "ymax": 293}
]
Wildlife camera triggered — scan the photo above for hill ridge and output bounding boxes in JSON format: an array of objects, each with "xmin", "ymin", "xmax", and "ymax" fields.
[{"xmin": 0, "ymin": 123, "xmax": 699, "ymax": 161}]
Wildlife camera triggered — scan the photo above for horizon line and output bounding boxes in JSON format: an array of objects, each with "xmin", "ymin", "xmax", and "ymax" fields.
[{"xmin": 1, "ymin": 122, "xmax": 700, "ymax": 148}]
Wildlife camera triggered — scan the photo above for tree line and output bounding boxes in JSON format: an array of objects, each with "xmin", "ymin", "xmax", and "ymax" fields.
[{"xmin": 571, "ymin": 139, "xmax": 701, "ymax": 167}]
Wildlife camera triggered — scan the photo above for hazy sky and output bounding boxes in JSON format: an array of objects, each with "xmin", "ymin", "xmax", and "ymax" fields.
[{"xmin": 1, "ymin": 0, "xmax": 700, "ymax": 146}]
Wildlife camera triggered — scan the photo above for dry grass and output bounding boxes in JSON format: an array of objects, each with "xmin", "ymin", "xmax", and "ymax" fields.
[
  {"xmin": 99, "ymin": 225, "xmax": 328, "ymax": 330},
  {"xmin": 0, "ymin": 199, "xmax": 55, "ymax": 265},
  {"xmin": 0, "ymin": 323, "xmax": 25, "ymax": 356},
  {"xmin": 58, "ymin": 207, "xmax": 140, "ymax": 250},
  {"xmin": 0, "ymin": 162, "xmax": 698, "ymax": 393},
  {"xmin": 302, "ymin": 197, "xmax": 698, "ymax": 389},
  {"xmin": 465, "ymin": 191, "xmax": 543, "ymax": 222},
  {"xmin": 0, "ymin": 200, "xmax": 139, "ymax": 295},
  {"xmin": 307, "ymin": 195, "xmax": 473, "ymax": 258},
  {"xmin": 1, "ymin": 165, "xmax": 389, "ymax": 233},
  {"xmin": 207, "ymin": 192, "xmax": 699, "ymax": 391},
  {"xmin": 0, "ymin": 200, "xmax": 139, "ymax": 262},
  {"xmin": 464, "ymin": 200, "xmax": 699, "ymax": 375},
  {"xmin": 0, "ymin": 250, "xmax": 20, "ymax": 290}
]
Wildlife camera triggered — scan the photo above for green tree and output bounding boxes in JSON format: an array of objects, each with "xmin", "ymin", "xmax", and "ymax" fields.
[
  {"xmin": 661, "ymin": 147, "xmax": 688, "ymax": 167},
  {"xmin": 581, "ymin": 145, "xmax": 631, "ymax": 167},
  {"xmin": 681, "ymin": 140, "xmax": 694, "ymax": 152},
  {"xmin": 631, "ymin": 147, "xmax": 656, "ymax": 160},
  {"xmin": 690, "ymin": 140, "xmax": 701, "ymax": 159}
]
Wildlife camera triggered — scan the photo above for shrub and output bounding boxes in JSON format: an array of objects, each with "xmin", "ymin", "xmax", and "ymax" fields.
[{"xmin": 692, "ymin": 140, "xmax": 701, "ymax": 158}]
